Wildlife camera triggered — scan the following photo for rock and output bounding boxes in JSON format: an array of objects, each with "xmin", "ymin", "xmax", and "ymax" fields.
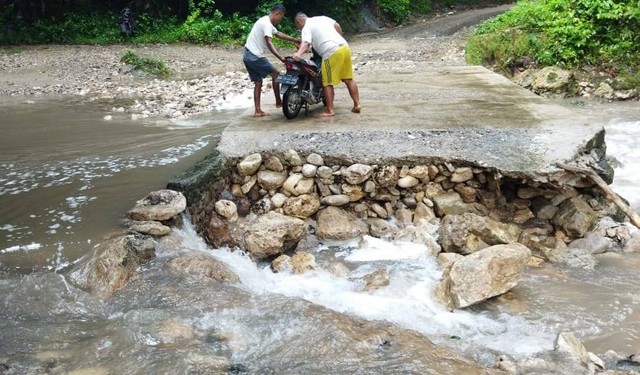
[
  {"xmin": 375, "ymin": 165, "xmax": 399, "ymax": 187},
  {"xmin": 129, "ymin": 220, "xmax": 171, "ymax": 236},
  {"xmin": 257, "ymin": 170, "xmax": 287, "ymax": 190},
  {"xmin": 341, "ymin": 164, "xmax": 374, "ymax": 185},
  {"xmin": 283, "ymin": 194, "xmax": 321, "ymax": 219},
  {"xmin": 244, "ymin": 211, "xmax": 305, "ymax": 260},
  {"xmin": 397, "ymin": 175, "xmax": 419, "ymax": 188},
  {"xmin": 593, "ymin": 82, "xmax": 614, "ymax": 100},
  {"xmin": 284, "ymin": 149, "xmax": 302, "ymax": 166},
  {"xmin": 434, "ymin": 243, "xmax": 531, "ymax": 310},
  {"xmin": 264, "ymin": 155, "xmax": 284, "ymax": 172},
  {"xmin": 555, "ymin": 332, "xmax": 589, "ymax": 364},
  {"xmin": 361, "ymin": 268, "xmax": 390, "ymax": 292},
  {"xmin": 237, "ymin": 153, "xmax": 262, "ymax": 176},
  {"xmin": 614, "ymin": 89, "xmax": 638, "ymax": 100},
  {"xmin": 214, "ymin": 200, "xmax": 238, "ymax": 222},
  {"xmin": 531, "ymin": 197, "xmax": 558, "ymax": 220},
  {"xmin": 568, "ymin": 232, "xmax": 612, "ymax": 255},
  {"xmin": 126, "ymin": 189, "xmax": 186, "ymax": 221},
  {"xmin": 413, "ymin": 202, "xmax": 436, "ymax": 223},
  {"xmin": 270, "ymin": 193, "xmax": 287, "ymax": 208},
  {"xmin": 517, "ymin": 186, "xmax": 544, "ymax": 199},
  {"xmin": 316, "ymin": 206, "xmax": 366, "ymax": 241},
  {"xmin": 450, "ymin": 167, "xmax": 473, "ymax": 183},
  {"xmin": 205, "ymin": 213, "xmax": 238, "ymax": 249},
  {"xmin": 532, "ymin": 67, "xmax": 572, "ymax": 94},
  {"xmin": 271, "ymin": 254, "xmax": 291, "ymax": 273},
  {"xmin": 368, "ymin": 218, "xmax": 400, "ymax": 238},
  {"xmin": 342, "ymin": 184, "xmax": 366, "ymax": 202},
  {"xmin": 436, "ymin": 252, "xmax": 463, "ymax": 270},
  {"xmin": 394, "ymin": 208, "xmax": 413, "ymax": 227},
  {"xmin": 166, "ymin": 253, "xmax": 240, "ymax": 282},
  {"xmin": 552, "ymin": 196, "xmax": 598, "ymax": 238},
  {"xmin": 302, "ymin": 164, "xmax": 318, "ymax": 178},
  {"xmin": 408, "ymin": 165, "xmax": 430, "ymax": 182},
  {"xmin": 251, "ymin": 197, "xmax": 272, "ymax": 215},
  {"xmin": 321, "ymin": 194, "xmax": 351, "ymax": 206},
  {"xmin": 439, "ymin": 212, "xmax": 521, "ymax": 255},
  {"xmin": 283, "ymin": 173, "xmax": 315, "ymax": 196},
  {"xmin": 432, "ymin": 192, "xmax": 474, "ymax": 216},
  {"xmin": 306, "ymin": 153, "xmax": 324, "ymax": 166},
  {"xmin": 316, "ymin": 165, "xmax": 333, "ymax": 179},
  {"xmin": 291, "ymin": 252, "xmax": 317, "ymax": 274},
  {"xmin": 327, "ymin": 262, "xmax": 351, "ymax": 278},
  {"xmin": 543, "ymin": 246, "xmax": 597, "ymax": 269},
  {"xmin": 394, "ymin": 219, "xmax": 442, "ymax": 256},
  {"xmin": 241, "ymin": 175, "xmax": 257, "ymax": 195},
  {"xmin": 453, "ymin": 184, "xmax": 477, "ymax": 203},
  {"xmin": 85, "ymin": 233, "xmax": 155, "ymax": 298}
]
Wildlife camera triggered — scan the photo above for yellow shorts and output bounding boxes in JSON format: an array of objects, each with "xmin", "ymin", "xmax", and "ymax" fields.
[{"xmin": 321, "ymin": 45, "xmax": 354, "ymax": 87}]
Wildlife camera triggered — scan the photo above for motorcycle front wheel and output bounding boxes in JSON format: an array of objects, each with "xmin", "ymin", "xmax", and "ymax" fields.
[{"xmin": 282, "ymin": 82, "xmax": 303, "ymax": 119}]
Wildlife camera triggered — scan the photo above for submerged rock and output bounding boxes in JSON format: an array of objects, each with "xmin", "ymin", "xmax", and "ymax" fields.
[{"xmin": 166, "ymin": 253, "xmax": 240, "ymax": 283}]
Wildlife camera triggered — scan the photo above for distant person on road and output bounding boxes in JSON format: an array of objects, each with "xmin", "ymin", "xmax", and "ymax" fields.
[
  {"xmin": 293, "ymin": 12, "xmax": 361, "ymax": 117},
  {"xmin": 243, "ymin": 4, "xmax": 299, "ymax": 117}
]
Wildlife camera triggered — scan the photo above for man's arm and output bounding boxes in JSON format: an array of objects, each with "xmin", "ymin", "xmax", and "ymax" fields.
[
  {"xmin": 265, "ymin": 36, "xmax": 284, "ymax": 62},
  {"xmin": 292, "ymin": 41, "xmax": 311, "ymax": 62},
  {"xmin": 334, "ymin": 22, "xmax": 344, "ymax": 36},
  {"xmin": 275, "ymin": 31, "xmax": 301, "ymax": 45}
]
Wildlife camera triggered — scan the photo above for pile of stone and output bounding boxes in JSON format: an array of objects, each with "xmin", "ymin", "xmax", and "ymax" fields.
[{"xmin": 185, "ymin": 150, "xmax": 640, "ymax": 310}]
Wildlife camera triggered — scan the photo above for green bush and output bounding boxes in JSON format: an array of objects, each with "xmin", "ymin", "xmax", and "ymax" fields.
[
  {"xmin": 466, "ymin": 0, "xmax": 640, "ymax": 69},
  {"xmin": 377, "ymin": 0, "xmax": 412, "ymax": 23},
  {"xmin": 121, "ymin": 50, "xmax": 172, "ymax": 78}
]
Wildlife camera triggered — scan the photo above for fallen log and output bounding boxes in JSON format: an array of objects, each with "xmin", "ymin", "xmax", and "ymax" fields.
[{"xmin": 557, "ymin": 162, "xmax": 640, "ymax": 229}]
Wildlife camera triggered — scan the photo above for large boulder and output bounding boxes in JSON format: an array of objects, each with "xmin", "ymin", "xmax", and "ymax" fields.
[
  {"xmin": 432, "ymin": 192, "xmax": 475, "ymax": 216},
  {"xmin": 244, "ymin": 212, "xmax": 305, "ymax": 259},
  {"xmin": 85, "ymin": 233, "xmax": 156, "ymax": 298},
  {"xmin": 552, "ymin": 196, "xmax": 598, "ymax": 238},
  {"xmin": 316, "ymin": 206, "xmax": 367, "ymax": 241},
  {"xmin": 126, "ymin": 189, "xmax": 186, "ymax": 221},
  {"xmin": 434, "ymin": 243, "xmax": 531, "ymax": 310},
  {"xmin": 166, "ymin": 253, "xmax": 240, "ymax": 283},
  {"xmin": 205, "ymin": 213, "xmax": 238, "ymax": 249},
  {"xmin": 532, "ymin": 67, "xmax": 573, "ymax": 94},
  {"xmin": 439, "ymin": 212, "xmax": 522, "ymax": 255}
]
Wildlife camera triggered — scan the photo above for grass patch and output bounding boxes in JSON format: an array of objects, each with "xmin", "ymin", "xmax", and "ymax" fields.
[{"xmin": 120, "ymin": 50, "xmax": 172, "ymax": 78}]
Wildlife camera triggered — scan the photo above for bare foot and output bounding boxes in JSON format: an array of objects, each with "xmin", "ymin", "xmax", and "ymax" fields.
[
  {"xmin": 351, "ymin": 105, "xmax": 361, "ymax": 113},
  {"xmin": 254, "ymin": 111, "xmax": 270, "ymax": 117},
  {"xmin": 316, "ymin": 111, "xmax": 335, "ymax": 118}
]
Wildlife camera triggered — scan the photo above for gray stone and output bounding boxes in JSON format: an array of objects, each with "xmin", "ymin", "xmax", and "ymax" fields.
[
  {"xmin": 264, "ymin": 155, "xmax": 284, "ymax": 172},
  {"xmin": 432, "ymin": 192, "xmax": 474, "ymax": 216},
  {"xmin": 291, "ymin": 252, "xmax": 318, "ymax": 274},
  {"xmin": 316, "ymin": 166, "xmax": 333, "ymax": 179},
  {"xmin": 434, "ymin": 243, "xmax": 531, "ymax": 309},
  {"xmin": 397, "ymin": 175, "xmax": 420, "ymax": 188},
  {"xmin": 321, "ymin": 194, "xmax": 351, "ymax": 206},
  {"xmin": 362, "ymin": 268, "xmax": 390, "ymax": 292},
  {"xmin": 532, "ymin": 67, "xmax": 572, "ymax": 93},
  {"xmin": 302, "ymin": 164, "xmax": 318, "ymax": 178},
  {"xmin": 439, "ymin": 212, "xmax": 522, "ymax": 255},
  {"xmin": 284, "ymin": 149, "xmax": 302, "ymax": 166},
  {"xmin": 214, "ymin": 200, "xmax": 238, "ymax": 222},
  {"xmin": 126, "ymin": 189, "xmax": 187, "ymax": 222},
  {"xmin": 450, "ymin": 167, "xmax": 473, "ymax": 183},
  {"xmin": 284, "ymin": 194, "xmax": 321, "ymax": 219},
  {"xmin": 244, "ymin": 212, "xmax": 305, "ymax": 260},
  {"xmin": 129, "ymin": 221, "xmax": 171, "ymax": 236},
  {"xmin": 552, "ymin": 196, "xmax": 598, "ymax": 238},
  {"xmin": 167, "ymin": 253, "xmax": 240, "ymax": 283},
  {"xmin": 367, "ymin": 218, "xmax": 400, "ymax": 238},
  {"xmin": 257, "ymin": 170, "xmax": 287, "ymax": 190},
  {"xmin": 316, "ymin": 206, "xmax": 366, "ymax": 241},
  {"xmin": 408, "ymin": 165, "xmax": 430, "ymax": 182},
  {"xmin": 341, "ymin": 164, "xmax": 374, "ymax": 185},
  {"xmin": 375, "ymin": 165, "xmax": 399, "ymax": 188},
  {"xmin": 306, "ymin": 153, "xmax": 324, "ymax": 166},
  {"xmin": 237, "ymin": 153, "xmax": 262, "ymax": 176}
]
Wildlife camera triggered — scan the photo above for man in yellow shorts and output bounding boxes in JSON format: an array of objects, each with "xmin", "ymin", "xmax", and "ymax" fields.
[{"xmin": 293, "ymin": 13, "xmax": 361, "ymax": 117}]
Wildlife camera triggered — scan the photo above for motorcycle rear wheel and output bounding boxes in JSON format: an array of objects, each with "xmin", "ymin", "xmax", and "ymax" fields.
[{"xmin": 283, "ymin": 83, "xmax": 303, "ymax": 119}]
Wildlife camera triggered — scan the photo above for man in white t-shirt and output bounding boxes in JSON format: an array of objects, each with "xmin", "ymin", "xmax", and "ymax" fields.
[
  {"xmin": 292, "ymin": 13, "xmax": 361, "ymax": 117},
  {"xmin": 243, "ymin": 4, "xmax": 299, "ymax": 117}
]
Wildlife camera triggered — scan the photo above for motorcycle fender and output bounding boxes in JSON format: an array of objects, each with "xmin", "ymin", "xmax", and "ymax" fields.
[{"xmin": 281, "ymin": 84, "xmax": 291, "ymax": 95}]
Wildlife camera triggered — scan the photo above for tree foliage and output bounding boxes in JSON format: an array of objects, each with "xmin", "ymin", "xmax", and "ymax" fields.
[{"xmin": 465, "ymin": 0, "xmax": 640, "ymax": 70}]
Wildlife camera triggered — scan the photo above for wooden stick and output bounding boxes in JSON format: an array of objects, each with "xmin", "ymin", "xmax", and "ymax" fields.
[{"xmin": 557, "ymin": 162, "xmax": 640, "ymax": 229}]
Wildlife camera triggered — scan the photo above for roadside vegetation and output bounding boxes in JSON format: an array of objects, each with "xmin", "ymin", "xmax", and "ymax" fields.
[
  {"xmin": 465, "ymin": 0, "xmax": 640, "ymax": 82},
  {"xmin": 1, "ymin": 0, "xmax": 498, "ymax": 45}
]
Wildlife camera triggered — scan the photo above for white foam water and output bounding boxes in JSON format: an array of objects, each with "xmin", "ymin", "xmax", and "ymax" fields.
[
  {"xmin": 171, "ymin": 221, "xmax": 554, "ymax": 359},
  {"xmin": 607, "ymin": 118, "xmax": 640, "ymax": 210}
]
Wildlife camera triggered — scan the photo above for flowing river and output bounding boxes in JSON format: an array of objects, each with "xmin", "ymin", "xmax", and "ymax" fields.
[{"xmin": 0, "ymin": 95, "xmax": 639, "ymax": 374}]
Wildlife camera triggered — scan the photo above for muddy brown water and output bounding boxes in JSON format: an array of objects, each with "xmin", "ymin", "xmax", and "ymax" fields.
[{"xmin": 1, "ymin": 95, "xmax": 639, "ymax": 374}]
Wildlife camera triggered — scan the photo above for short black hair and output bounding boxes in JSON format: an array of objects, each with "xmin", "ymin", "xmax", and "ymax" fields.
[{"xmin": 271, "ymin": 4, "xmax": 286, "ymax": 14}]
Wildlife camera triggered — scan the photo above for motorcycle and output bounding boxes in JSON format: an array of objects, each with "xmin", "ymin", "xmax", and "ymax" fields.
[
  {"xmin": 277, "ymin": 52, "xmax": 324, "ymax": 119},
  {"xmin": 119, "ymin": 6, "xmax": 135, "ymax": 37}
]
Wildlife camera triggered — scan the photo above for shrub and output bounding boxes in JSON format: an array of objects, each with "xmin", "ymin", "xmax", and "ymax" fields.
[{"xmin": 121, "ymin": 50, "xmax": 172, "ymax": 78}]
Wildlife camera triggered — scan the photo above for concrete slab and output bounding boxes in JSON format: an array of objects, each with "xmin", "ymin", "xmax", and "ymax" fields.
[{"xmin": 217, "ymin": 66, "xmax": 602, "ymax": 175}]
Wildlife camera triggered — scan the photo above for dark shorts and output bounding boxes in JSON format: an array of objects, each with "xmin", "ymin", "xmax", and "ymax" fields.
[{"xmin": 243, "ymin": 48, "xmax": 276, "ymax": 82}]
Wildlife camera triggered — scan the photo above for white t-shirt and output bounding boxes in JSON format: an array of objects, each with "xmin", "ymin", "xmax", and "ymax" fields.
[
  {"xmin": 301, "ymin": 16, "xmax": 348, "ymax": 60},
  {"xmin": 245, "ymin": 15, "xmax": 278, "ymax": 58}
]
